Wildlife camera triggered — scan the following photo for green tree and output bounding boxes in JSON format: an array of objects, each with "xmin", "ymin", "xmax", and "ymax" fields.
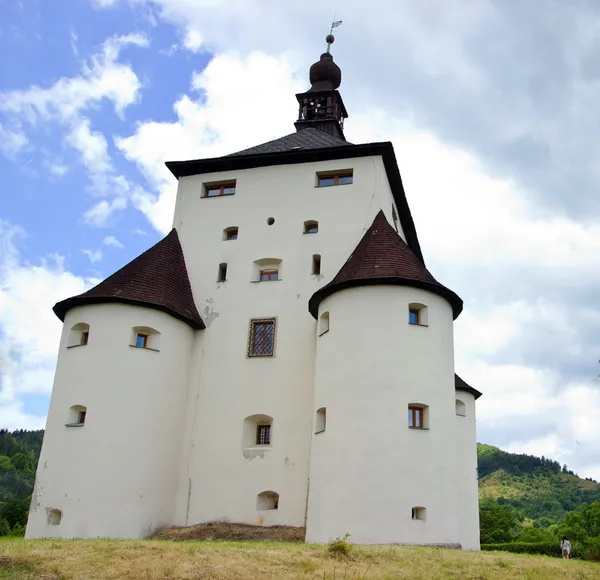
[
  {"xmin": 10, "ymin": 453, "xmax": 31, "ymax": 472},
  {"xmin": 0, "ymin": 456, "xmax": 13, "ymax": 470},
  {"xmin": 480, "ymin": 503, "xmax": 520, "ymax": 544}
]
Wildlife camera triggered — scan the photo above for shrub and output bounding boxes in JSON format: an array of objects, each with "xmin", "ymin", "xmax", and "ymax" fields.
[
  {"xmin": 585, "ymin": 537, "xmax": 600, "ymax": 562},
  {"xmin": 327, "ymin": 533, "xmax": 352, "ymax": 557},
  {"xmin": 482, "ymin": 541, "xmax": 584, "ymax": 559}
]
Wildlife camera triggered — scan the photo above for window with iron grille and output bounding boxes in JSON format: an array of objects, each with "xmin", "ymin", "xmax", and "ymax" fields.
[
  {"xmin": 256, "ymin": 424, "xmax": 271, "ymax": 445},
  {"xmin": 247, "ymin": 318, "xmax": 276, "ymax": 357}
]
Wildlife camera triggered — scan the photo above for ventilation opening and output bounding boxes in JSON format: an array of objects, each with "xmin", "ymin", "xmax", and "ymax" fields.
[
  {"xmin": 312, "ymin": 254, "xmax": 321, "ymax": 276},
  {"xmin": 412, "ymin": 507, "xmax": 426, "ymax": 521},
  {"xmin": 67, "ymin": 323, "xmax": 90, "ymax": 348},
  {"xmin": 218, "ymin": 263, "xmax": 228, "ymax": 282},
  {"xmin": 318, "ymin": 312, "xmax": 329, "ymax": 336},
  {"xmin": 304, "ymin": 220, "xmax": 318, "ymax": 234},
  {"xmin": 315, "ymin": 407, "xmax": 326, "ymax": 434},
  {"xmin": 223, "ymin": 226, "xmax": 239, "ymax": 240},
  {"xmin": 257, "ymin": 491, "xmax": 279, "ymax": 510},
  {"xmin": 456, "ymin": 399, "xmax": 466, "ymax": 417},
  {"xmin": 267, "ymin": 217, "xmax": 275, "ymax": 226},
  {"xmin": 66, "ymin": 405, "xmax": 87, "ymax": 427},
  {"xmin": 47, "ymin": 508, "xmax": 62, "ymax": 525}
]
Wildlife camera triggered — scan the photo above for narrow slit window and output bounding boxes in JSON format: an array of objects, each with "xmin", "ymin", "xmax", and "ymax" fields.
[
  {"xmin": 218, "ymin": 263, "xmax": 228, "ymax": 282},
  {"xmin": 256, "ymin": 424, "xmax": 271, "ymax": 445},
  {"xmin": 312, "ymin": 254, "xmax": 321, "ymax": 275},
  {"xmin": 260, "ymin": 269, "xmax": 279, "ymax": 281},
  {"xmin": 248, "ymin": 318, "xmax": 276, "ymax": 357},
  {"xmin": 80, "ymin": 331, "xmax": 89, "ymax": 346},
  {"xmin": 317, "ymin": 171, "xmax": 353, "ymax": 187},
  {"xmin": 78, "ymin": 410, "xmax": 86, "ymax": 424},
  {"xmin": 204, "ymin": 181, "xmax": 236, "ymax": 197},
  {"xmin": 304, "ymin": 221, "xmax": 319, "ymax": 234},
  {"xmin": 315, "ymin": 407, "xmax": 326, "ymax": 433}
]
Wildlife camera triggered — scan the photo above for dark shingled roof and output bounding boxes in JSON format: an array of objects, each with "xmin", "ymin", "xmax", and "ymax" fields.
[
  {"xmin": 53, "ymin": 229, "xmax": 205, "ymax": 330},
  {"xmin": 229, "ymin": 128, "xmax": 351, "ymax": 156},
  {"xmin": 308, "ymin": 210, "xmax": 463, "ymax": 319},
  {"xmin": 455, "ymin": 374, "xmax": 483, "ymax": 400}
]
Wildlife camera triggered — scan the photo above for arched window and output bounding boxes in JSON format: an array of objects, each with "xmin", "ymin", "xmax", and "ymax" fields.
[
  {"xmin": 304, "ymin": 220, "xmax": 319, "ymax": 234},
  {"xmin": 67, "ymin": 323, "xmax": 90, "ymax": 348},
  {"xmin": 66, "ymin": 405, "xmax": 87, "ymax": 427},
  {"xmin": 412, "ymin": 506, "xmax": 426, "ymax": 521},
  {"xmin": 256, "ymin": 491, "xmax": 279, "ymax": 510},
  {"xmin": 318, "ymin": 312, "xmax": 330, "ymax": 336},
  {"xmin": 131, "ymin": 326, "xmax": 161, "ymax": 351},
  {"xmin": 315, "ymin": 407, "xmax": 326, "ymax": 434},
  {"xmin": 408, "ymin": 404, "xmax": 429, "ymax": 429},
  {"xmin": 47, "ymin": 508, "xmax": 62, "ymax": 525},
  {"xmin": 252, "ymin": 258, "xmax": 282, "ymax": 282},
  {"xmin": 222, "ymin": 226, "xmax": 239, "ymax": 241},
  {"xmin": 242, "ymin": 414, "xmax": 273, "ymax": 449},
  {"xmin": 456, "ymin": 399, "xmax": 466, "ymax": 417},
  {"xmin": 408, "ymin": 303, "xmax": 428, "ymax": 326}
]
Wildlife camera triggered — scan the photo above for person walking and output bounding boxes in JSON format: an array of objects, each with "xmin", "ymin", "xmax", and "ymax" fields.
[{"xmin": 560, "ymin": 536, "xmax": 571, "ymax": 559}]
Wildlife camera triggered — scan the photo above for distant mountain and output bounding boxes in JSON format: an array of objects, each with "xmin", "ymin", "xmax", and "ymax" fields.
[{"xmin": 477, "ymin": 443, "xmax": 600, "ymax": 525}]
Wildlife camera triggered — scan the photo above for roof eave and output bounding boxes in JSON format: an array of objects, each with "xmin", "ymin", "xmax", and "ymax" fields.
[
  {"xmin": 308, "ymin": 276, "xmax": 463, "ymax": 320},
  {"xmin": 53, "ymin": 296, "xmax": 206, "ymax": 331},
  {"xmin": 455, "ymin": 374, "xmax": 483, "ymax": 400},
  {"xmin": 165, "ymin": 141, "xmax": 424, "ymax": 263}
]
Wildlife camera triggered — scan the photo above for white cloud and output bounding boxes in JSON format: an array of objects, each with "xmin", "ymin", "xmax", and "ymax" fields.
[
  {"xmin": 0, "ymin": 220, "xmax": 98, "ymax": 429},
  {"xmin": 103, "ymin": 235, "xmax": 124, "ymax": 248},
  {"xmin": 82, "ymin": 249, "xmax": 103, "ymax": 263},
  {"xmin": 47, "ymin": 162, "xmax": 69, "ymax": 177},
  {"xmin": 0, "ymin": 33, "xmax": 148, "ymax": 125},
  {"xmin": 0, "ymin": 123, "xmax": 28, "ymax": 159},
  {"xmin": 83, "ymin": 197, "xmax": 128, "ymax": 227}
]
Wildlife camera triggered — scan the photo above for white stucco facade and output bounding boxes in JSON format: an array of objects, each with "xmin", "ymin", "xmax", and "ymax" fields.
[{"xmin": 26, "ymin": 134, "xmax": 481, "ymax": 547}]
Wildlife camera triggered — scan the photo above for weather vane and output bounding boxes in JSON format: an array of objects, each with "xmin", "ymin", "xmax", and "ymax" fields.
[{"xmin": 326, "ymin": 15, "xmax": 342, "ymax": 53}]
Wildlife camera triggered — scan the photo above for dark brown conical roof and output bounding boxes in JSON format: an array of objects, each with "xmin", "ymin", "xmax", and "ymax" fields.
[
  {"xmin": 308, "ymin": 210, "xmax": 463, "ymax": 319},
  {"xmin": 54, "ymin": 229, "xmax": 204, "ymax": 329},
  {"xmin": 455, "ymin": 374, "xmax": 482, "ymax": 399}
]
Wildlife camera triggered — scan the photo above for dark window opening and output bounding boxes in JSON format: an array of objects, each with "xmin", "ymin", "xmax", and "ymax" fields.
[
  {"xmin": 312, "ymin": 254, "xmax": 321, "ymax": 275},
  {"xmin": 80, "ymin": 331, "xmax": 89, "ymax": 346},
  {"xmin": 224, "ymin": 227, "xmax": 238, "ymax": 240},
  {"xmin": 304, "ymin": 221, "xmax": 319, "ymax": 234},
  {"xmin": 78, "ymin": 410, "xmax": 86, "ymax": 424},
  {"xmin": 218, "ymin": 263, "xmax": 228, "ymax": 282},
  {"xmin": 256, "ymin": 424, "xmax": 271, "ymax": 445}
]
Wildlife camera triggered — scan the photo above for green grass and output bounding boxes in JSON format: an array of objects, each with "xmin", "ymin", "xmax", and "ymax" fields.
[{"xmin": 0, "ymin": 538, "xmax": 597, "ymax": 579}]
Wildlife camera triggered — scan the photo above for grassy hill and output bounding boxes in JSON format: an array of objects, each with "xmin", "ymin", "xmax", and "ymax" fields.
[
  {"xmin": 0, "ymin": 538, "xmax": 598, "ymax": 579},
  {"xmin": 478, "ymin": 443, "xmax": 600, "ymax": 525}
]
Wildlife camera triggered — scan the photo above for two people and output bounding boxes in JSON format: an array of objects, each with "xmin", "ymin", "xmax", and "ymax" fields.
[{"xmin": 560, "ymin": 536, "xmax": 571, "ymax": 559}]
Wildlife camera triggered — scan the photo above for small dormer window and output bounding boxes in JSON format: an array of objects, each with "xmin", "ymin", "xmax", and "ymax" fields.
[
  {"xmin": 260, "ymin": 269, "xmax": 279, "ymax": 281},
  {"xmin": 316, "ymin": 170, "xmax": 353, "ymax": 187},
  {"xmin": 204, "ymin": 181, "xmax": 236, "ymax": 198}
]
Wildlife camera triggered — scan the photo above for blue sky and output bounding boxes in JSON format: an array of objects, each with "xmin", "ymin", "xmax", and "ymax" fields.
[{"xmin": 2, "ymin": 0, "xmax": 600, "ymax": 480}]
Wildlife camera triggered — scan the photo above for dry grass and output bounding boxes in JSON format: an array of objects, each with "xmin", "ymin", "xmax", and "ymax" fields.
[
  {"xmin": 154, "ymin": 522, "xmax": 305, "ymax": 542},
  {"xmin": 0, "ymin": 539, "xmax": 598, "ymax": 580}
]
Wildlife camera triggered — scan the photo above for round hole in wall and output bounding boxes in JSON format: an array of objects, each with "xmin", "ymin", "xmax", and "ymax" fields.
[{"xmin": 267, "ymin": 217, "xmax": 275, "ymax": 226}]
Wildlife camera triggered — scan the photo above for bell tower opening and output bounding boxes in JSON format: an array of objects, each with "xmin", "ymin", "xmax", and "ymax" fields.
[{"xmin": 295, "ymin": 32, "xmax": 348, "ymax": 140}]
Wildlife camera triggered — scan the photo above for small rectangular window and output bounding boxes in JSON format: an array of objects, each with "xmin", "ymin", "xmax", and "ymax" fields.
[
  {"xmin": 317, "ymin": 170, "xmax": 353, "ymax": 187},
  {"xmin": 409, "ymin": 309, "xmax": 420, "ymax": 325},
  {"xmin": 80, "ymin": 331, "xmax": 89, "ymax": 346},
  {"xmin": 248, "ymin": 318, "xmax": 276, "ymax": 357},
  {"xmin": 136, "ymin": 333, "xmax": 148, "ymax": 348},
  {"xmin": 260, "ymin": 269, "xmax": 279, "ymax": 281},
  {"xmin": 408, "ymin": 407, "xmax": 424, "ymax": 429},
  {"xmin": 218, "ymin": 263, "xmax": 228, "ymax": 282},
  {"xmin": 256, "ymin": 424, "xmax": 271, "ymax": 445},
  {"xmin": 78, "ymin": 411, "xmax": 86, "ymax": 424},
  {"xmin": 204, "ymin": 181, "xmax": 236, "ymax": 198},
  {"xmin": 312, "ymin": 254, "xmax": 321, "ymax": 276}
]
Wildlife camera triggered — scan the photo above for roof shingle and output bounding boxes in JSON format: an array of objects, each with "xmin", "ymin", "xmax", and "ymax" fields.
[
  {"xmin": 308, "ymin": 210, "xmax": 463, "ymax": 319},
  {"xmin": 53, "ymin": 229, "xmax": 204, "ymax": 330},
  {"xmin": 229, "ymin": 128, "xmax": 351, "ymax": 156}
]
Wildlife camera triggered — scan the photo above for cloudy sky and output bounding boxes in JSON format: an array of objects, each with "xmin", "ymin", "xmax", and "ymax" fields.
[{"xmin": 1, "ymin": 0, "xmax": 600, "ymax": 479}]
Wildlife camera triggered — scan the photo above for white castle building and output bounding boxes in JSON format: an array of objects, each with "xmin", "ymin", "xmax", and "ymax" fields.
[{"xmin": 26, "ymin": 36, "xmax": 482, "ymax": 549}]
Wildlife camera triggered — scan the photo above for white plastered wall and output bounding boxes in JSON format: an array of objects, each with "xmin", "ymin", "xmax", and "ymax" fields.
[
  {"xmin": 171, "ymin": 155, "xmax": 404, "ymax": 528},
  {"xmin": 25, "ymin": 303, "xmax": 193, "ymax": 539},
  {"xmin": 455, "ymin": 391, "xmax": 481, "ymax": 550},
  {"xmin": 306, "ymin": 285, "xmax": 464, "ymax": 546}
]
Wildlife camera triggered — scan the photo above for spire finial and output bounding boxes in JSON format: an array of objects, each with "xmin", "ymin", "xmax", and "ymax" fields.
[{"xmin": 326, "ymin": 16, "xmax": 342, "ymax": 54}]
